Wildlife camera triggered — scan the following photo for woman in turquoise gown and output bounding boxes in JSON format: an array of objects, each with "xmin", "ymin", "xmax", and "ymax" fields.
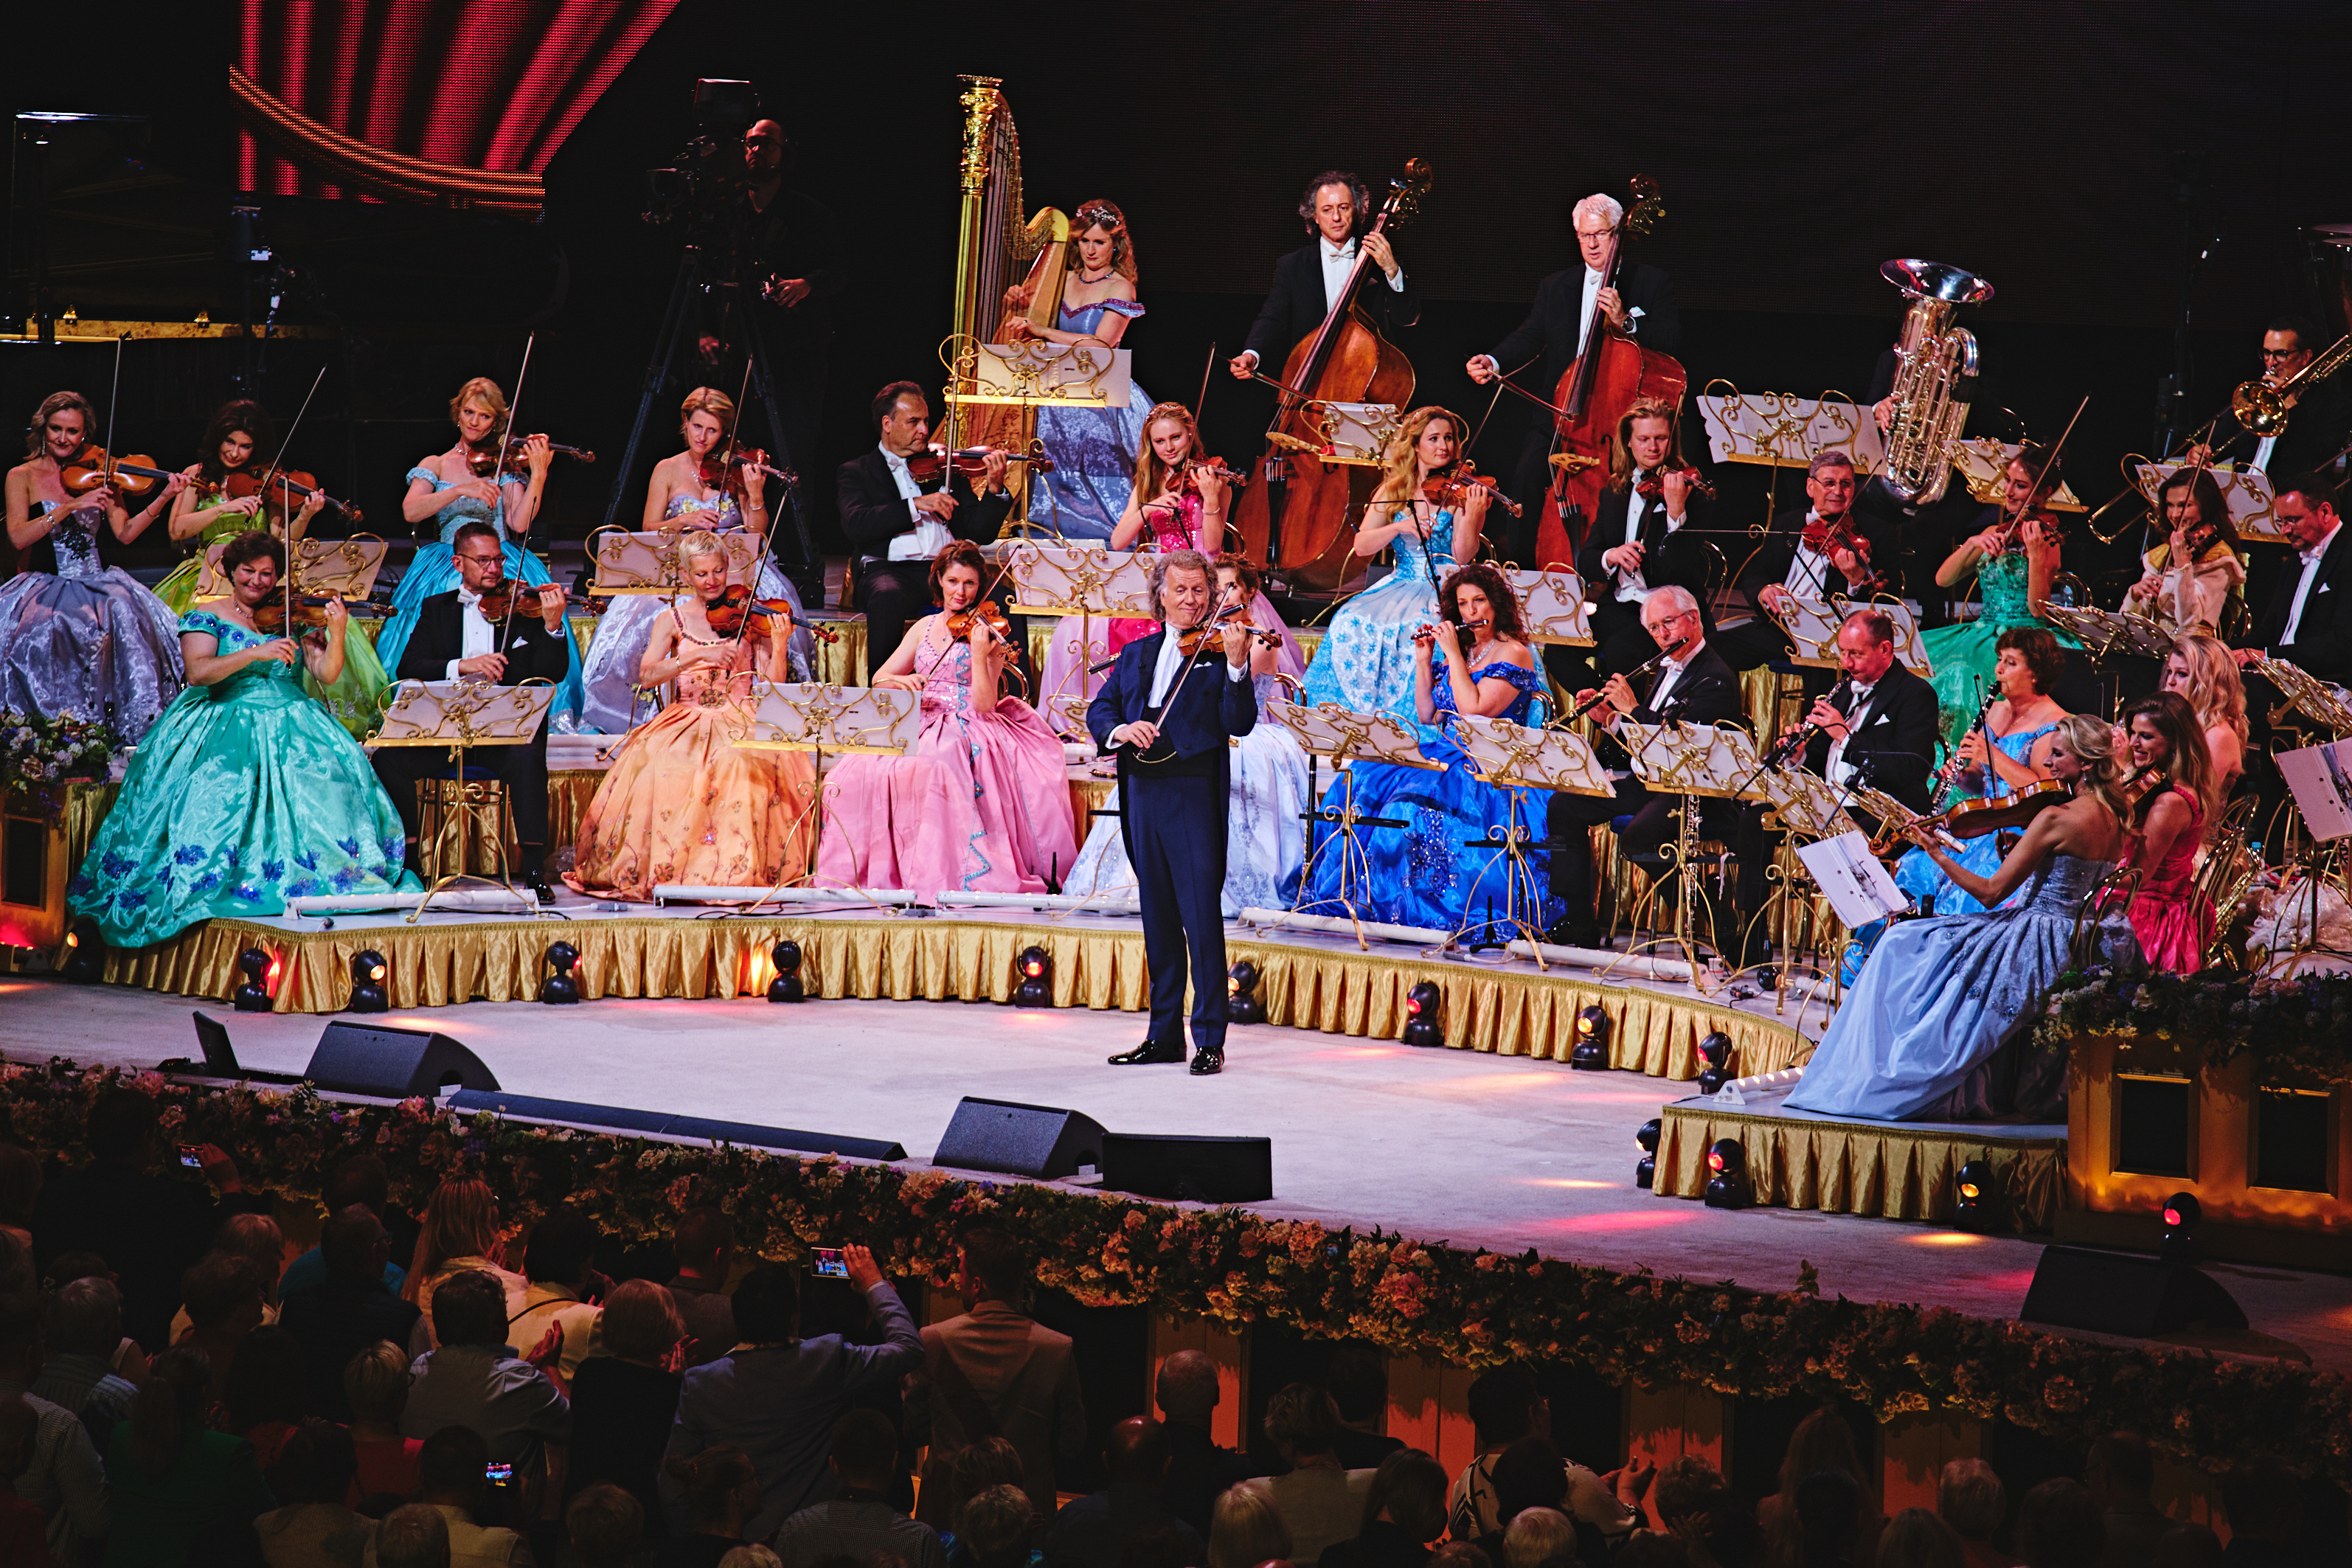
[
  {"xmin": 1790, "ymin": 715, "xmax": 2130, "ymax": 1123},
  {"xmin": 1299, "ymin": 407, "xmax": 1491, "ymax": 721},
  {"xmin": 378, "ymin": 378, "xmax": 584, "ymax": 725},
  {"xmin": 1918, "ymin": 447, "xmax": 2077, "ymax": 747},
  {"xmin": 1005, "ymin": 200, "xmax": 1148, "ymax": 541},
  {"xmin": 1296, "ymin": 563, "xmax": 1553, "ymax": 943},
  {"xmin": 68, "ymin": 531, "xmax": 416, "ymax": 947}
]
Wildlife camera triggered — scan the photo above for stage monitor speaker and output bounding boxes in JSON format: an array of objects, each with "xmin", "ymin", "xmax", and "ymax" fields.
[
  {"xmin": 305, "ymin": 1021, "xmax": 500, "ymax": 1098},
  {"xmin": 933, "ymin": 1097, "xmax": 1106, "ymax": 1180},
  {"xmin": 2019, "ymin": 1245, "xmax": 2247, "ymax": 1336},
  {"xmin": 1102, "ymin": 1131, "xmax": 1272, "ymax": 1204}
]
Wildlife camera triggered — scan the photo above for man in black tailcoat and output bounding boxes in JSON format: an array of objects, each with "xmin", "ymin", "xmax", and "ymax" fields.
[
  {"xmin": 836, "ymin": 381, "xmax": 1012, "ymax": 665},
  {"xmin": 1229, "ymin": 170, "xmax": 1420, "ymax": 384}
]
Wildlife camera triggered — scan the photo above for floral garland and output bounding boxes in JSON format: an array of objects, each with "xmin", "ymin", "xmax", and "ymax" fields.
[
  {"xmin": 0, "ymin": 710, "xmax": 117, "ymax": 824},
  {"xmin": 5, "ymin": 1058, "xmax": 2347, "ymax": 1482},
  {"xmin": 2035, "ymin": 968, "xmax": 2352, "ymax": 1086}
]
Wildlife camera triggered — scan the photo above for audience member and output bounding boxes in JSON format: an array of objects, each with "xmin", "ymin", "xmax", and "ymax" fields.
[
  {"xmin": 777, "ymin": 1409, "xmax": 946, "ymax": 1568},
  {"xmin": 1428, "ymin": 1545, "xmax": 1488, "ymax": 1568},
  {"xmin": 1044, "ymin": 1415, "xmax": 1198, "ymax": 1568},
  {"xmin": 1445, "ymin": 1368, "xmax": 1630, "ymax": 1547},
  {"xmin": 280, "ymin": 1155, "xmax": 417, "ymax": 1300},
  {"xmin": 403, "ymin": 1179, "xmax": 527, "ymax": 1354},
  {"xmin": 569, "ymin": 1481, "xmax": 645, "ymax": 1568},
  {"xmin": 2014, "ymin": 1481, "xmax": 2101, "ymax": 1568},
  {"xmin": 661, "ymin": 1246, "xmax": 923, "ymax": 1539},
  {"xmin": 1208, "ymin": 1482, "xmax": 1294, "ymax": 1568},
  {"xmin": 2081, "ymin": 1433, "xmax": 2165, "ymax": 1568},
  {"xmin": 2216, "ymin": 1463, "xmax": 2301, "ymax": 1567},
  {"xmin": 1469, "ymin": 1438, "xmax": 1611, "ymax": 1568},
  {"xmin": 1936, "ymin": 1460, "xmax": 2016, "ymax": 1568},
  {"xmin": 1791, "ymin": 1470, "xmax": 1858, "ymax": 1567},
  {"xmin": 1323, "ymin": 1348, "xmax": 1403, "ymax": 1473},
  {"xmin": 1156, "ymin": 1350, "xmax": 1260, "ymax": 1541},
  {"xmin": 964, "ymin": 1480, "xmax": 1048, "ymax": 1568},
  {"xmin": 1612, "ymin": 1536, "xmax": 1688, "ymax": 1568},
  {"xmin": 255, "ymin": 1419, "xmax": 374, "ymax": 1567},
  {"xmin": 1504, "ymin": 1507, "xmax": 1578, "ymax": 1568},
  {"xmin": 280, "ymin": 1206, "xmax": 423, "ymax": 1422},
  {"xmin": 0, "ymin": 1145, "xmax": 40, "ymax": 1255},
  {"xmin": 30, "ymin": 1275, "xmax": 139, "ymax": 1455},
  {"xmin": 345, "ymin": 1341, "xmax": 426, "ymax": 1510},
  {"xmin": 670, "ymin": 1207, "xmax": 739, "ymax": 1370},
  {"xmin": 170, "ymin": 1213, "xmax": 286, "ymax": 1342},
  {"xmin": 1759, "ymin": 1413, "xmax": 1883, "ymax": 1568},
  {"xmin": 661, "ymin": 1442, "xmax": 763, "ymax": 1567},
  {"xmin": 944, "ymin": 1437, "xmax": 1033, "ymax": 1562},
  {"xmin": 569, "ymin": 1277, "xmax": 686, "ymax": 1529},
  {"xmin": 1877, "ymin": 1507, "xmax": 1964, "ymax": 1568},
  {"xmin": 2150, "ymin": 1524, "xmax": 2221, "ymax": 1568},
  {"xmin": 1240, "ymin": 1385, "xmax": 1373, "ymax": 1567},
  {"xmin": 1320, "ymin": 1447, "xmax": 1447, "ymax": 1568},
  {"xmin": 719, "ymin": 1550, "xmax": 784, "ymax": 1568},
  {"xmin": 912, "ymin": 1228, "xmax": 1086, "ymax": 1530},
  {"xmin": 223, "ymin": 1323, "xmax": 309, "ymax": 1471},
  {"xmin": 0, "ymin": 1305, "xmax": 108, "ymax": 1565},
  {"xmin": 374, "ymin": 1502, "xmax": 453, "ymax": 1568},
  {"xmin": 30, "ymin": 1089, "xmax": 269, "ymax": 1352},
  {"xmin": 363, "ymin": 1426, "xmax": 531, "ymax": 1568},
  {"xmin": 400, "ymin": 1270, "xmax": 572, "ymax": 1481},
  {"xmin": 180, "ymin": 1250, "xmax": 268, "ymax": 1400},
  {"xmin": 1677, "ymin": 1483, "xmax": 1760, "ymax": 1568},
  {"xmin": 0, "ymin": 1395, "xmax": 59, "ymax": 1568},
  {"xmin": 510, "ymin": 1206, "xmax": 605, "ymax": 1380},
  {"xmin": 104, "ymin": 1344, "xmax": 276, "ymax": 1567}
]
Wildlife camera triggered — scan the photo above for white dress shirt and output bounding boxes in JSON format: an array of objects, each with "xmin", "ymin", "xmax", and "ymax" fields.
[
  {"xmin": 1647, "ymin": 644, "xmax": 1701, "ymax": 714},
  {"xmin": 881, "ymin": 445, "xmax": 954, "ymax": 562},
  {"xmin": 1146, "ymin": 623, "xmax": 1247, "ymax": 708},
  {"xmin": 1575, "ymin": 265, "xmax": 1645, "ymax": 357},
  {"xmin": 1782, "ymin": 512, "xmax": 1838, "ymax": 601},
  {"xmin": 1611, "ymin": 476, "xmax": 1685, "ymax": 604},
  {"xmin": 2254, "ymin": 434, "xmax": 2278, "ymax": 473},
  {"xmin": 2283, "ymin": 519, "xmax": 2342, "ymax": 645},
  {"xmin": 447, "ymin": 588, "xmax": 498, "ymax": 681},
  {"xmin": 1319, "ymin": 238, "xmax": 1406, "ymax": 313},
  {"xmin": 1823, "ymin": 679, "xmax": 1876, "ymax": 785}
]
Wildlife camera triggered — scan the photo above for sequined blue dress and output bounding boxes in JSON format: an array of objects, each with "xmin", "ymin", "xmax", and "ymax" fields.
[
  {"xmin": 1300, "ymin": 506, "xmax": 1457, "ymax": 722},
  {"xmin": 1024, "ymin": 297, "xmax": 1149, "ymax": 541},
  {"xmin": 377, "ymin": 466, "xmax": 585, "ymax": 724},
  {"xmin": 1891, "ymin": 719, "xmax": 2061, "ymax": 917},
  {"xmin": 1296, "ymin": 658, "xmax": 1556, "ymax": 943}
]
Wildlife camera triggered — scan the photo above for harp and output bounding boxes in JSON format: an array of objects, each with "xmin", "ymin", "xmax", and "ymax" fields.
[{"xmin": 948, "ymin": 76, "xmax": 1067, "ymax": 524}]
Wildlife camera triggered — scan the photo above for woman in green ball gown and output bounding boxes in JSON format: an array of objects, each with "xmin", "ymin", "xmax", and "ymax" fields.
[{"xmin": 1919, "ymin": 444, "xmax": 2081, "ymax": 749}]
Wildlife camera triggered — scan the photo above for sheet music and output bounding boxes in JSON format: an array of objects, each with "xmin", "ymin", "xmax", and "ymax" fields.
[
  {"xmin": 1698, "ymin": 387, "xmax": 1884, "ymax": 473},
  {"xmin": 2278, "ymin": 740, "xmax": 2352, "ymax": 843},
  {"xmin": 955, "ymin": 341, "xmax": 1134, "ymax": 408},
  {"xmin": 1449, "ymin": 714, "xmax": 1614, "ymax": 796},
  {"xmin": 586, "ymin": 527, "xmax": 762, "ymax": 594},
  {"xmin": 197, "ymin": 535, "xmax": 387, "ymax": 602},
  {"xmin": 1006, "ymin": 542, "xmax": 1157, "ymax": 616},
  {"xmin": 1797, "ymin": 830, "xmax": 1911, "ymax": 926},
  {"xmin": 2131, "ymin": 460, "xmax": 2284, "ymax": 543},
  {"xmin": 1754, "ymin": 763, "xmax": 1855, "ymax": 841},
  {"xmin": 1268, "ymin": 701, "xmax": 1438, "ymax": 770},
  {"xmin": 1769, "ymin": 594, "xmax": 1931, "ymax": 676},
  {"xmin": 735, "ymin": 682, "xmax": 920, "ymax": 754},
  {"xmin": 1498, "ymin": 566, "xmax": 1592, "ymax": 642},
  {"xmin": 371, "ymin": 679, "xmax": 555, "ymax": 746},
  {"xmin": 1616, "ymin": 721, "xmax": 1771, "ymax": 800}
]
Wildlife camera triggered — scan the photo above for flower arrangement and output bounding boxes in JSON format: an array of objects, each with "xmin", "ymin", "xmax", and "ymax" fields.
[
  {"xmin": 4, "ymin": 1057, "xmax": 2347, "ymax": 1482},
  {"xmin": 0, "ymin": 710, "xmax": 119, "ymax": 823},
  {"xmin": 2036, "ymin": 967, "xmax": 2352, "ymax": 1086}
]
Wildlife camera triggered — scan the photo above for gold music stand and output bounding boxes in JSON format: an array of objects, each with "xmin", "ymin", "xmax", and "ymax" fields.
[
  {"xmin": 1448, "ymin": 714, "xmax": 1613, "ymax": 957},
  {"xmin": 1005, "ymin": 541, "xmax": 1156, "ymax": 704},
  {"xmin": 1732, "ymin": 760, "xmax": 1864, "ymax": 1014},
  {"xmin": 369, "ymin": 678, "xmax": 558, "ymax": 921},
  {"xmin": 1609, "ymin": 720, "xmax": 1769, "ymax": 994},
  {"xmin": 1272, "ymin": 701, "xmax": 1438, "ymax": 929},
  {"xmin": 728, "ymin": 681, "xmax": 921, "ymax": 910}
]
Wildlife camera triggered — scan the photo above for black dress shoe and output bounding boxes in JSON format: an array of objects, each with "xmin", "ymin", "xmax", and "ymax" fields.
[
  {"xmin": 1108, "ymin": 1040, "xmax": 1185, "ymax": 1066},
  {"xmin": 523, "ymin": 871, "xmax": 557, "ymax": 906},
  {"xmin": 1189, "ymin": 1048, "xmax": 1224, "ymax": 1075}
]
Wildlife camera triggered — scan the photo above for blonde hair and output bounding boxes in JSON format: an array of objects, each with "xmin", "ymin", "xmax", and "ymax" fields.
[
  {"xmin": 1608, "ymin": 396, "xmax": 1682, "ymax": 490},
  {"xmin": 680, "ymin": 387, "xmax": 738, "ymax": 439},
  {"xmin": 24, "ymin": 391, "xmax": 93, "ymax": 457},
  {"xmin": 2055, "ymin": 713, "xmax": 2133, "ymax": 839},
  {"xmin": 1207, "ymin": 1485, "xmax": 1292, "ymax": 1568},
  {"xmin": 342, "ymin": 1339, "xmax": 412, "ymax": 1423},
  {"xmin": 2169, "ymin": 634, "xmax": 2249, "ymax": 746},
  {"xmin": 1504, "ymin": 1508, "xmax": 1578, "ymax": 1568},
  {"xmin": 680, "ymin": 529, "xmax": 730, "ymax": 564},
  {"xmin": 1371, "ymin": 406, "xmax": 1463, "ymax": 506},
  {"xmin": 447, "ymin": 377, "xmax": 508, "ymax": 435},
  {"xmin": 403, "ymin": 1177, "xmax": 502, "ymax": 1301},
  {"xmin": 1133, "ymin": 401, "xmax": 1199, "ymax": 507}
]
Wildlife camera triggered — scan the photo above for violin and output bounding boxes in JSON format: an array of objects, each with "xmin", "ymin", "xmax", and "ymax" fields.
[
  {"xmin": 1178, "ymin": 459, "xmax": 1247, "ymax": 493},
  {"xmin": 1634, "ymin": 463, "xmax": 1717, "ymax": 502},
  {"xmin": 466, "ymin": 439, "xmax": 596, "ymax": 479},
  {"xmin": 1174, "ymin": 606, "xmax": 1283, "ymax": 657},
  {"xmin": 697, "ymin": 446, "xmax": 797, "ymax": 490},
  {"xmin": 1798, "ymin": 511, "xmax": 1887, "ymax": 592},
  {"xmin": 1937, "ymin": 779, "xmax": 2072, "ymax": 840},
  {"xmin": 904, "ymin": 447, "xmax": 1055, "ymax": 485},
  {"xmin": 1422, "ymin": 465, "xmax": 1523, "ymax": 518},
  {"xmin": 473, "ymin": 582, "xmax": 587, "ymax": 620},
  {"xmin": 942, "ymin": 602, "xmax": 1013, "ymax": 640},
  {"xmin": 197, "ymin": 467, "xmax": 364, "ymax": 525},
  {"xmin": 248, "ymin": 594, "xmax": 394, "ymax": 634},
  {"xmin": 701, "ymin": 587, "xmax": 838, "ymax": 642},
  {"xmin": 60, "ymin": 446, "xmax": 178, "ymax": 499}
]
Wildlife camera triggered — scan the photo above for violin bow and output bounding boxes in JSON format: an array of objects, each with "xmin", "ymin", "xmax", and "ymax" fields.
[
  {"xmin": 1138, "ymin": 583, "xmax": 1245, "ymax": 738},
  {"xmin": 490, "ymin": 333, "xmax": 538, "ymax": 646},
  {"xmin": 915, "ymin": 547, "xmax": 1021, "ymax": 685},
  {"xmin": 1996, "ymin": 393, "xmax": 2089, "ymax": 549},
  {"xmin": 257, "ymin": 364, "xmax": 328, "ymax": 527}
]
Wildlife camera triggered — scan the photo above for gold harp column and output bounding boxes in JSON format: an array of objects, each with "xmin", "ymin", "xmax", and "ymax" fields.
[{"xmin": 949, "ymin": 77, "xmax": 1006, "ymax": 455}]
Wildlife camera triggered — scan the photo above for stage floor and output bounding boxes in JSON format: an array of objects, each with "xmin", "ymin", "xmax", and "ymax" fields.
[{"xmin": 6, "ymin": 976, "xmax": 2348, "ymax": 1372}]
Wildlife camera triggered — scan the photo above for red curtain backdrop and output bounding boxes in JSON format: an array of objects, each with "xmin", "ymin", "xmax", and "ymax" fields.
[{"xmin": 236, "ymin": 0, "xmax": 679, "ymax": 198}]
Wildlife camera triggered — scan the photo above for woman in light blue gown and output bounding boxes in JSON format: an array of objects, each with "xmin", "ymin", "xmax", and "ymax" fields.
[
  {"xmin": 1296, "ymin": 563, "xmax": 1552, "ymax": 943},
  {"xmin": 1790, "ymin": 714, "xmax": 2131, "ymax": 1123},
  {"xmin": 576, "ymin": 387, "xmax": 811, "ymax": 734},
  {"xmin": 1005, "ymin": 200, "xmax": 1148, "ymax": 541},
  {"xmin": 378, "ymin": 377, "xmax": 584, "ymax": 724},
  {"xmin": 1298, "ymin": 407, "xmax": 1491, "ymax": 722}
]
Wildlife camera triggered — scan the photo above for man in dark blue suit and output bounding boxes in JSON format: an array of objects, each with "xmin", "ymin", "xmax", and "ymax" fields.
[{"xmin": 1087, "ymin": 549, "xmax": 1260, "ymax": 1075}]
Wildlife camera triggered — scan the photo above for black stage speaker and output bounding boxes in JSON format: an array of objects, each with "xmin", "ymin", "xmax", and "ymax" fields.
[
  {"xmin": 1102, "ymin": 1131, "xmax": 1272, "ymax": 1204},
  {"xmin": 447, "ymin": 1091, "xmax": 906, "ymax": 1162},
  {"xmin": 305, "ymin": 1021, "xmax": 500, "ymax": 1097},
  {"xmin": 933, "ymin": 1097, "xmax": 1106, "ymax": 1179},
  {"xmin": 2019, "ymin": 1246, "xmax": 2247, "ymax": 1336}
]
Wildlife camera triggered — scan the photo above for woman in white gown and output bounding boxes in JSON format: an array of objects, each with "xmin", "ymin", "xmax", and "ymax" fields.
[{"xmin": 1063, "ymin": 555, "xmax": 1308, "ymax": 913}]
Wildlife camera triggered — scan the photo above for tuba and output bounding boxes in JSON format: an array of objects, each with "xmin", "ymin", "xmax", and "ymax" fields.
[{"xmin": 1878, "ymin": 259, "xmax": 1994, "ymax": 505}]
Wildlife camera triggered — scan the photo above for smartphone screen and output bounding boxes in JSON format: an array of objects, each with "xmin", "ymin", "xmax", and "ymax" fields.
[
  {"xmin": 485, "ymin": 1462, "xmax": 515, "ymax": 1485},
  {"xmin": 177, "ymin": 1145, "xmax": 204, "ymax": 1170},
  {"xmin": 811, "ymin": 1246, "xmax": 847, "ymax": 1278}
]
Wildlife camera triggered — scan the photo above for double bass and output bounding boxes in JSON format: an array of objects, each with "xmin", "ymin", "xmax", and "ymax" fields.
[
  {"xmin": 1234, "ymin": 159, "xmax": 1433, "ymax": 592},
  {"xmin": 1533, "ymin": 176, "xmax": 1687, "ymax": 566}
]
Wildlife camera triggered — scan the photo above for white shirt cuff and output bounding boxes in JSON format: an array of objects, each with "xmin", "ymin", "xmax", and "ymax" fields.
[
  {"xmin": 445, "ymin": 659, "xmax": 463, "ymax": 681},
  {"xmin": 1227, "ymin": 662, "xmax": 1248, "ymax": 681},
  {"xmin": 1385, "ymin": 270, "xmax": 1406, "ymax": 294}
]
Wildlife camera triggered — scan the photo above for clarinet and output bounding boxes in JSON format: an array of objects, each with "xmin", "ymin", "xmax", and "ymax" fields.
[
  {"xmin": 1762, "ymin": 676, "xmax": 1851, "ymax": 769},
  {"xmin": 1928, "ymin": 684, "xmax": 1999, "ymax": 815}
]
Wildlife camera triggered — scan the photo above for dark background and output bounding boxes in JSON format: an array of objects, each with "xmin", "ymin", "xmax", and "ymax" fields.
[{"xmin": 7, "ymin": 1, "xmax": 2351, "ymax": 599}]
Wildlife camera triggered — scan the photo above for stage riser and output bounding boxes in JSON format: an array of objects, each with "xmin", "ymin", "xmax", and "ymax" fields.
[
  {"xmin": 1654, "ymin": 1100, "xmax": 2064, "ymax": 1230},
  {"xmin": 89, "ymin": 915, "xmax": 1805, "ymax": 1080}
]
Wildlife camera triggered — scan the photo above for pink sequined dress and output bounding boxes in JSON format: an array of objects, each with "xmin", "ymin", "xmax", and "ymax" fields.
[
  {"xmin": 816, "ymin": 616, "xmax": 1078, "ymax": 896},
  {"xmin": 2115, "ymin": 785, "xmax": 2213, "ymax": 974}
]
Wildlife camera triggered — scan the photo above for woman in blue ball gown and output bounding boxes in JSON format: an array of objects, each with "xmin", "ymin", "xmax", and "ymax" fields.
[
  {"xmin": 1296, "ymin": 562, "xmax": 1551, "ymax": 943},
  {"xmin": 378, "ymin": 377, "xmax": 584, "ymax": 724},
  {"xmin": 1790, "ymin": 714, "xmax": 2130, "ymax": 1123},
  {"xmin": 1298, "ymin": 406, "xmax": 1491, "ymax": 721},
  {"xmin": 69, "ymin": 530, "xmax": 416, "ymax": 946},
  {"xmin": 1003, "ymin": 200, "xmax": 1149, "ymax": 542}
]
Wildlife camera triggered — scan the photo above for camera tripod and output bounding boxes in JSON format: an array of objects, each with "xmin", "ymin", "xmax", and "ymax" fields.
[{"xmin": 601, "ymin": 240, "xmax": 819, "ymax": 588}]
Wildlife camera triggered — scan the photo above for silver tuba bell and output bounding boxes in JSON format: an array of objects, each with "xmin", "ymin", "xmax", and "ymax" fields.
[{"xmin": 1878, "ymin": 259, "xmax": 1994, "ymax": 505}]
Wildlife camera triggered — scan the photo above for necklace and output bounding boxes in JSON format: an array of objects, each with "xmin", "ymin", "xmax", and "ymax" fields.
[{"xmin": 1080, "ymin": 266, "xmax": 1114, "ymax": 282}]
